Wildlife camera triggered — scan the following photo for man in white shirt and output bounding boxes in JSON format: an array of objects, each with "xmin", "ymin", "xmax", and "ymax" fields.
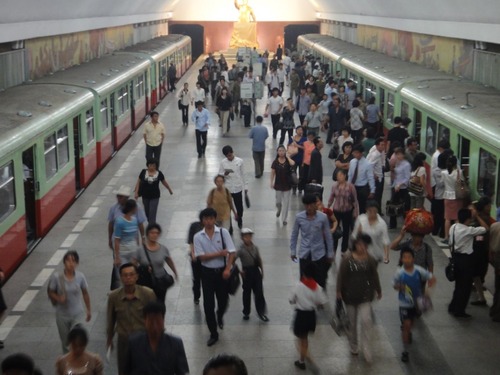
[
  {"xmin": 265, "ymin": 88, "xmax": 284, "ymax": 139},
  {"xmin": 191, "ymin": 81, "xmax": 206, "ymax": 106},
  {"xmin": 448, "ymin": 207, "xmax": 488, "ymax": 318},
  {"xmin": 367, "ymin": 138, "xmax": 386, "ymax": 209},
  {"xmin": 218, "ymin": 145, "xmax": 247, "ymax": 232}
]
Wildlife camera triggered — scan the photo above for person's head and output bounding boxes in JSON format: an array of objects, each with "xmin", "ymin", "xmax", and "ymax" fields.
[
  {"xmin": 255, "ymin": 115, "xmax": 263, "ymax": 124},
  {"xmin": 374, "ymin": 137, "xmax": 385, "ymax": 152},
  {"xmin": 302, "ymin": 194, "xmax": 318, "ymax": 215},
  {"xmin": 437, "ymin": 149, "xmax": 453, "ymax": 169},
  {"xmin": 196, "ymin": 81, "xmax": 201, "ymax": 88},
  {"xmin": 458, "ymin": 207, "xmax": 472, "ymax": 224},
  {"xmin": 287, "ymin": 97, "xmax": 293, "ymax": 106},
  {"xmin": 332, "ymin": 97, "xmax": 340, "ymax": 107},
  {"xmin": 220, "ymin": 77, "xmax": 226, "ymax": 84},
  {"xmin": 306, "ymin": 130, "xmax": 316, "ymax": 141},
  {"xmin": 240, "ymin": 228, "xmax": 254, "ymax": 246},
  {"xmin": 150, "ymin": 111, "xmax": 159, "ymax": 122},
  {"xmin": 146, "ymin": 158, "xmax": 158, "ymax": 171},
  {"xmin": 394, "ymin": 147, "xmax": 405, "ymax": 161},
  {"xmin": 402, "ymin": 117, "xmax": 412, "ymax": 127},
  {"xmin": 272, "ymin": 87, "xmax": 279, "ymax": 97},
  {"xmin": 196, "ymin": 101, "xmax": 204, "ymax": 110},
  {"xmin": 352, "ymin": 99, "xmax": 360, "ymax": 108},
  {"xmin": 146, "ymin": 222, "xmax": 162, "ymax": 242},
  {"xmin": 122, "ymin": 199, "xmax": 137, "ymax": 215},
  {"xmin": 313, "ymin": 136, "xmax": 323, "ymax": 149},
  {"xmin": 475, "ymin": 196, "xmax": 492, "ymax": 215},
  {"xmin": 114, "ymin": 185, "xmax": 131, "ymax": 206},
  {"xmin": 119, "ymin": 263, "xmax": 138, "ymax": 287},
  {"xmin": 342, "ymin": 141, "xmax": 353, "ymax": 156},
  {"xmin": 221, "ymin": 87, "xmax": 228, "ymax": 96},
  {"xmin": 203, "ymin": 353, "xmax": 248, "ymax": 375},
  {"xmin": 341, "ymin": 126, "xmax": 351, "ymax": 138},
  {"xmin": 222, "ymin": 145, "xmax": 234, "ymax": 160},
  {"xmin": 67, "ymin": 324, "xmax": 89, "ymax": 357},
  {"xmin": 336, "ymin": 168, "xmax": 347, "ymax": 182},
  {"xmin": 368, "ymin": 96, "xmax": 375, "ymax": 105},
  {"xmin": 199, "ymin": 207, "xmax": 217, "ymax": 229},
  {"xmin": 295, "ymin": 125, "xmax": 303, "ymax": 136},
  {"xmin": 143, "ymin": 301, "xmax": 166, "ymax": 338},
  {"xmin": 183, "ymin": 82, "xmax": 189, "ymax": 89},
  {"xmin": 352, "ymin": 233, "xmax": 372, "ymax": 254},
  {"xmin": 366, "ymin": 201, "xmax": 380, "ymax": 220},
  {"xmin": 1, "ymin": 353, "xmax": 35, "ymax": 375},
  {"xmin": 437, "ymin": 139, "xmax": 450, "ymax": 151},
  {"xmin": 412, "ymin": 152, "xmax": 426, "ymax": 170},
  {"xmin": 309, "ymin": 103, "xmax": 317, "ymax": 113},
  {"xmin": 276, "ymin": 145, "xmax": 286, "ymax": 158},
  {"xmin": 338, "ymin": 85, "xmax": 345, "ymax": 93},
  {"xmin": 400, "ymin": 247, "xmax": 415, "ymax": 268},
  {"xmin": 214, "ymin": 174, "xmax": 225, "ymax": 189},
  {"xmin": 300, "ymin": 87, "xmax": 306, "ymax": 95},
  {"xmin": 406, "ymin": 137, "xmax": 418, "ymax": 152},
  {"xmin": 63, "ymin": 250, "xmax": 79, "ymax": 272},
  {"xmin": 394, "ymin": 116, "xmax": 402, "ymax": 125},
  {"xmin": 352, "ymin": 144, "xmax": 364, "ymax": 160},
  {"xmin": 446, "ymin": 155, "xmax": 458, "ymax": 174}
]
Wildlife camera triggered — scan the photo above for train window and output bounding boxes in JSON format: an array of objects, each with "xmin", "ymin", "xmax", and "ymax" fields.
[
  {"xmin": 0, "ymin": 162, "xmax": 16, "ymax": 223},
  {"xmin": 349, "ymin": 73, "xmax": 358, "ymax": 86},
  {"xmin": 44, "ymin": 133, "xmax": 57, "ymax": 179},
  {"xmin": 387, "ymin": 93, "xmax": 395, "ymax": 123},
  {"xmin": 136, "ymin": 74, "xmax": 145, "ymax": 99},
  {"xmin": 401, "ymin": 101, "xmax": 409, "ymax": 119},
  {"xmin": 379, "ymin": 87, "xmax": 385, "ymax": 118},
  {"xmin": 438, "ymin": 123, "xmax": 450, "ymax": 143},
  {"xmin": 425, "ymin": 117, "xmax": 437, "ymax": 155},
  {"xmin": 364, "ymin": 81, "xmax": 376, "ymax": 102},
  {"xmin": 478, "ymin": 148, "xmax": 496, "ymax": 198},
  {"xmin": 57, "ymin": 126, "xmax": 69, "ymax": 169},
  {"xmin": 86, "ymin": 108, "xmax": 95, "ymax": 144},
  {"xmin": 100, "ymin": 99, "xmax": 109, "ymax": 131},
  {"xmin": 117, "ymin": 86, "xmax": 129, "ymax": 115}
]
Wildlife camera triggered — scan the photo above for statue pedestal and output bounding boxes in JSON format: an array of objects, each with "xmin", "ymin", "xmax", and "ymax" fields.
[{"xmin": 229, "ymin": 22, "xmax": 258, "ymax": 49}]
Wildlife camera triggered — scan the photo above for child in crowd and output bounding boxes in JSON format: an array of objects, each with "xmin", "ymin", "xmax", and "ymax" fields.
[
  {"xmin": 290, "ymin": 262, "xmax": 328, "ymax": 372},
  {"xmin": 235, "ymin": 228, "xmax": 268, "ymax": 322},
  {"xmin": 393, "ymin": 248, "xmax": 436, "ymax": 363}
]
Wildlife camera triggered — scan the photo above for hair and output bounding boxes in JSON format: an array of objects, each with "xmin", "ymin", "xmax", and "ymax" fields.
[
  {"xmin": 146, "ymin": 222, "xmax": 162, "ymax": 236},
  {"xmin": 1, "ymin": 353, "xmax": 35, "ymax": 374},
  {"xmin": 146, "ymin": 159, "xmax": 158, "ymax": 169},
  {"xmin": 342, "ymin": 141, "xmax": 353, "ymax": 153},
  {"xmin": 302, "ymin": 194, "xmax": 317, "ymax": 205},
  {"xmin": 313, "ymin": 137, "xmax": 321, "ymax": 146},
  {"xmin": 203, "ymin": 353, "xmax": 248, "ymax": 375},
  {"xmin": 402, "ymin": 117, "xmax": 412, "ymax": 126},
  {"xmin": 67, "ymin": 324, "xmax": 89, "ymax": 346},
  {"xmin": 446, "ymin": 155, "xmax": 458, "ymax": 174},
  {"xmin": 63, "ymin": 250, "xmax": 79, "ymax": 264},
  {"xmin": 341, "ymin": 126, "xmax": 351, "ymax": 134},
  {"xmin": 406, "ymin": 137, "xmax": 417, "ymax": 147},
  {"xmin": 150, "ymin": 111, "xmax": 159, "ymax": 117},
  {"xmin": 143, "ymin": 301, "xmax": 166, "ymax": 318},
  {"xmin": 475, "ymin": 196, "xmax": 492, "ymax": 212},
  {"xmin": 195, "ymin": 100, "xmax": 204, "ymax": 107},
  {"xmin": 122, "ymin": 199, "xmax": 137, "ymax": 215},
  {"xmin": 336, "ymin": 168, "xmax": 348, "ymax": 180},
  {"xmin": 368, "ymin": 97, "xmax": 376, "ymax": 104},
  {"xmin": 400, "ymin": 246, "xmax": 415, "ymax": 259},
  {"xmin": 352, "ymin": 99, "xmax": 360, "ymax": 108},
  {"xmin": 295, "ymin": 125, "xmax": 304, "ymax": 132},
  {"xmin": 119, "ymin": 262, "xmax": 137, "ymax": 275},
  {"xmin": 352, "ymin": 144, "xmax": 364, "ymax": 154},
  {"xmin": 302, "ymin": 261, "xmax": 317, "ymax": 279},
  {"xmin": 437, "ymin": 139, "xmax": 451, "ymax": 150},
  {"xmin": 411, "ymin": 152, "xmax": 426, "ymax": 171},
  {"xmin": 222, "ymin": 145, "xmax": 233, "ymax": 156},
  {"xmin": 353, "ymin": 233, "xmax": 372, "ymax": 247},
  {"xmin": 366, "ymin": 200, "xmax": 380, "ymax": 212},
  {"xmin": 437, "ymin": 149, "xmax": 453, "ymax": 169},
  {"xmin": 374, "ymin": 137, "xmax": 385, "ymax": 146},
  {"xmin": 307, "ymin": 130, "xmax": 317, "ymax": 137},
  {"xmin": 394, "ymin": 116, "xmax": 402, "ymax": 124},
  {"xmin": 214, "ymin": 174, "xmax": 225, "ymax": 183},
  {"xmin": 393, "ymin": 147, "xmax": 405, "ymax": 155},
  {"xmin": 199, "ymin": 207, "xmax": 217, "ymax": 221},
  {"xmin": 458, "ymin": 208, "xmax": 472, "ymax": 224},
  {"xmin": 255, "ymin": 115, "xmax": 263, "ymax": 123}
]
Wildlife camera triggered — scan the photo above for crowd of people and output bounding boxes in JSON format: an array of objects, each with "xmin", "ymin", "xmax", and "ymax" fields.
[{"xmin": 1, "ymin": 45, "xmax": 500, "ymax": 375}]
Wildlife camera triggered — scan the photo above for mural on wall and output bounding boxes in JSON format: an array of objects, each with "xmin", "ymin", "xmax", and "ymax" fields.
[
  {"xmin": 357, "ymin": 25, "xmax": 474, "ymax": 78},
  {"xmin": 26, "ymin": 26, "xmax": 134, "ymax": 79}
]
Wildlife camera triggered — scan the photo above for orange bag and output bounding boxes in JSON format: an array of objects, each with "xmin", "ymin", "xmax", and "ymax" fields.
[{"xmin": 404, "ymin": 208, "xmax": 434, "ymax": 235}]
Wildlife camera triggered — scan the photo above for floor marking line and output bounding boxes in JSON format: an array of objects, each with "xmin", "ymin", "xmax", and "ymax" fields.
[
  {"xmin": 0, "ymin": 316, "xmax": 21, "ymax": 340},
  {"xmin": 82, "ymin": 207, "xmax": 98, "ymax": 219},
  {"xmin": 72, "ymin": 219, "xmax": 89, "ymax": 232},
  {"xmin": 47, "ymin": 249, "xmax": 67, "ymax": 266},
  {"xmin": 61, "ymin": 233, "xmax": 79, "ymax": 248},
  {"xmin": 31, "ymin": 268, "xmax": 55, "ymax": 287},
  {"xmin": 11, "ymin": 290, "xmax": 39, "ymax": 312}
]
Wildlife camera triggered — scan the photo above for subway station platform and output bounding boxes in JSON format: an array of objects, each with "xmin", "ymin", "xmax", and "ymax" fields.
[{"xmin": 0, "ymin": 58, "xmax": 499, "ymax": 375}]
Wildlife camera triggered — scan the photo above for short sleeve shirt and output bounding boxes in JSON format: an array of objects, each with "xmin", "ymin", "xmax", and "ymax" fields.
[
  {"xmin": 48, "ymin": 271, "xmax": 88, "ymax": 317},
  {"xmin": 304, "ymin": 111, "xmax": 322, "ymax": 129},
  {"xmin": 272, "ymin": 159, "xmax": 292, "ymax": 191},
  {"xmin": 143, "ymin": 121, "xmax": 165, "ymax": 147},
  {"xmin": 135, "ymin": 244, "xmax": 170, "ymax": 278},
  {"xmin": 114, "ymin": 216, "xmax": 139, "ymax": 244},
  {"xmin": 267, "ymin": 96, "xmax": 284, "ymax": 115},
  {"xmin": 138, "ymin": 170, "xmax": 165, "ymax": 199}
]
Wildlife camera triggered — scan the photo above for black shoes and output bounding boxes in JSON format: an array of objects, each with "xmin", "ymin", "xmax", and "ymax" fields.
[
  {"xmin": 294, "ymin": 361, "xmax": 306, "ymax": 370},
  {"xmin": 194, "ymin": 298, "xmax": 200, "ymax": 305},
  {"xmin": 243, "ymin": 314, "xmax": 249, "ymax": 321},
  {"xmin": 258, "ymin": 314, "xmax": 269, "ymax": 322},
  {"xmin": 471, "ymin": 300, "xmax": 487, "ymax": 306},
  {"xmin": 207, "ymin": 336, "xmax": 219, "ymax": 347},
  {"xmin": 401, "ymin": 351, "xmax": 409, "ymax": 362},
  {"xmin": 454, "ymin": 312, "xmax": 472, "ymax": 318}
]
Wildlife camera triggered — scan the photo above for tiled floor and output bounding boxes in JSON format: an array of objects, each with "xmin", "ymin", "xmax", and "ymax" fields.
[{"xmin": 1, "ymin": 57, "xmax": 499, "ymax": 375}]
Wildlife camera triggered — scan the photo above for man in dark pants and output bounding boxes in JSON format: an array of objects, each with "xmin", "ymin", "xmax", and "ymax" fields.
[
  {"xmin": 194, "ymin": 208, "xmax": 236, "ymax": 346},
  {"xmin": 264, "ymin": 88, "xmax": 284, "ymax": 139},
  {"xmin": 290, "ymin": 194, "xmax": 334, "ymax": 288},
  {"xmin": 348, "ymin": 144, "xmax": 375, "ymax": 214},
  {"xmin": 448, "ymin": 208, "xmax": 488, "ymax": 318},
  {"xmin": 187, "ymin": 217, "xmax": 204, "ymax": 305},
  {"xmin": 325, "ymin": 97, "xmax": 346, "ymax": 144},
  {"xmin": 167, "ymin": 62, "xmax": 177, "ymax": 92},
  {"xmin": 191, "ymin": 101, "xmax": 210, "ymax": 159},
  {"xmin": 366, "ymin": 137, "xmax": 386, "ymax": 209}
]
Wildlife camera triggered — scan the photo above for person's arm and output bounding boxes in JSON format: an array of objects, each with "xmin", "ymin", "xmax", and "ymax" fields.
[
  {"xmin": 47, "ymin": 276, "xmax": 65, "ymax": 305},
  {"xmin": 134, "ymin": 178, "xmax": 141, "ymax": 200},
  {"xmin": 336, "ymin": 259, "xmax": 346, "ymax": 299},
  {"xmin": 82, "ymin": 288, "xmax": 92, "ymax": 322},
  {"xmin": 367, "ymin": 162, "xmax": 375, "ymax": 196},
  {"xmin": 390, "ymin": 226, "xmax": 406, "ymax": 250},
  {"xmin": 106, "ymin": 296, "xmax": 116, "ymax": 350},
  {"xmin": 372, "ymin": 262, "xmax": 382, "ymax": 299},
  {"xmin": 108, "ymin": 221, "xmax": 114, "ymax": 250},
  {"xmin": 290, "ymin": 218, "xmax": 300, "ymax": 260},
  {"xmin": 161, "ymin": 178, "xmax": 173, "ymax": 195},
  {"xmin": 173, "ymin": 338, "xmax": 190, "ymax": 375},
  {"xmin": 165, "ymin": 257, "xmax": 178, "ymax": 280},
  {"xmin": 270, "ymin": 167, "xmax": 276, "ymax": 189},
  {"xmin": 327, "ymin": 185, "xmax": 335, "ymax": 208},
  {"xmin": 351, "ymin": 184, "xmax": 359, "ymax": 218},
  {"xmin": 286, "ymin": 155, "xmax": 295, "ymax": 166},
  {"xmin": 323, "ymin": 216, "xmax": 334, "ymax": 260},
  {"xmin": 223, "ymin": 252, "xmax": 235, "ymax": 280}
]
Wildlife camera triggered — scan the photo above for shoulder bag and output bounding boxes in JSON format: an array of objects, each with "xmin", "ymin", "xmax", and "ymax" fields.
[
  {"xmin": 178, "ymin": 99, "xmax": 182, "ymax": 110},
  {"xmin": 408, "ymin": 167, "xmax": 424, "ymax": 196},
  {"xmin": 142, "ymin": 244, "xmax": 174, "ymax": 290},
  {"xmin": 48, "ymin": 273, "xmax": 66, "ymax": 306},
  {"xmin": 445, "ymin": 227, "xmax": 456, "ymax": 282},
  {"xmin": 455, "ymin": 169, "xmax": 470, "ymax": 200},
  {"xmin": 221, "ymin": 230, "xmax": 240, "ymax": 295}
]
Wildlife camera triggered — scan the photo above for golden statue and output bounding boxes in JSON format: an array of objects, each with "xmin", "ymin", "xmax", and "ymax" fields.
[
  {"xmin": 230, "ymin": 0, "xmax": 258, "ymax": 49},
  {"xmin": 234, "ymin": 0, "xmax": 256, "ymax": 23}
]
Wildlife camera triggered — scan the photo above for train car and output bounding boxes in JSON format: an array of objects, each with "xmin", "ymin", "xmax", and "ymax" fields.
[
  {"xmin": 0, "ymin": 35, "xmax": 192, "ymax": 278},
  {"xmin": 298, "ymin": 34, "xmax": 500, "ymax": 212}
]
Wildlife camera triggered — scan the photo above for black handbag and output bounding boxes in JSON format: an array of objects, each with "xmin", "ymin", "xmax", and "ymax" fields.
[
  {"xmin": 332, "ymin": 226, "xmax": 343, "ymax": 240},
  {"xmin": 177, "ymin": 99, "xmax": 182, "ymax": 110},
  {"xmin": 221, "ymin": 230, "xmax": 241, "ymax": 295},
  {"xmin": 141, "ymin": 243, "xmax": 175, "ymax": 290},
  {"xmin": 386, "ymin": 200, "xmax": 405, "ymax": 216},
  {"xmin": 445, "ymin": 228, "xmax": 456, "ymax": 282}
]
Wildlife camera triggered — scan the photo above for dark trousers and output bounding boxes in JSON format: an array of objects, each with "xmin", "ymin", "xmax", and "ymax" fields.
[
  {"xmin": 299, "ymin": 114, "xmax": 306, "ymax": 125},
  {"xmin": 279, "ymin": 128, "xmax": 293, "ymax": 146},
  {"xmin": 390, "ymin": 188, "xmax": 410, "ymax": 228},
  {"xmin": 201, "ymin": 266, "xmax": 229, "ymax": 337},
  {"xmin": 271, "ymin": 114, "xmax": 281, "ymax": 138},
  {"xmin": 145, "ymin": 144, "xmax": 162, "ymax": 166},
  {"xmin": 168, "ymin": 76, "xmax": 176, "ymax": 91},
  {"xmin": 231, "ymin": 191, "xmax": 243, "ymax": 228},
  {"xmin": 195, "ymin": 130, "xmax": 207, "ymax": 157},
  {"xmin": 242, "ymin": 266, "xmax": 267, "ymax": 316},
  {"xmin": 191, "ymin": 259, "xmax": 202, "ymax": 301},
  {"xmin": 180, "ymin": 104, "xmax": 189, "ymax": 124},
  {"xmin": 351, "ymin": 128, "xmax": 363, "ymax": 145},
  {"xmin": 355, "ymin": 185, "xmax": 370, "ymax": 214},
  {"xmin": 299, "ymin": 256, "xmax": 330, "ymax": 289},
  {"xmin": 431, "ymin": 187, "xmax": 445, "ymax": 236},
  {"xmin": 449, "ymin": 253, "xmax": 474, "ymax": 315},
  {"xmin": 299, "ymin": 164, "xmax": 309, "ymax": 192},
  {"xmin": 334, "ymin": 210, "xmax": 354, "ymax": 252},
  {"xmin": 326, "ymin": 125, "xmax": 338, "ymax": 144},
  {"xmin": 253, "ymin": 151, "xmax": 265, "ymax": 177},
  {"xmin": 375, "ymin": 177, "xmax": 384, "ymax": 209},
  {"xmin": 491, "ymin": 255, "xmax": 500, "ymax": 320}
]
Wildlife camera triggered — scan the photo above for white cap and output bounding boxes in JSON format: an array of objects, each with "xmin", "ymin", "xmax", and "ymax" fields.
[
  {"xmin": 241, "ymin": 228, "xmax": 254, "ymax": 234},
  {"xmin": 113, "ymin": 185, "xmax": 132, "ymax": 197}
]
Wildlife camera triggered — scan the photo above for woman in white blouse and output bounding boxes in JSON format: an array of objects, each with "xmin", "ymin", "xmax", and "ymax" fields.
[{"xmin": 441, "ymin": 155, "xmax": 463, "ymax": 243}]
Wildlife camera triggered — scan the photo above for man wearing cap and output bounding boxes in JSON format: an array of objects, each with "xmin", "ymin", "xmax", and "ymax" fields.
[
  {"xmin": 107, "ymin": 185, "xmax": 147, "ymax": 290},
  {"xmin": 143, "ymin": 111, "xmax": 165, "ymax": 166},
  {"xmin": 348, "ymin": 144, "xmax": 375, "ymax": 215},
  {"xmin": 264, "ymin": 88, "xmax": 284, "ymax": 139},
  {"xmin": 194, "ymin": 208, "xmax": 236, "ymax": 347}
]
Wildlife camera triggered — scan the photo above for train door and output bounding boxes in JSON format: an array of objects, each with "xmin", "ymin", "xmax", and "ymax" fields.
[
  {"xmin": 72, "ymin": 116, "xmax": 82, "ymax": 193},
  {"xmin": 413, "ymin": 109, "xmax": 422, "ymax": 145},
  {"xmin": 129, "ymin": 79, "xmax": 136, "ymax": 130},
  {"xmin": 110, "ymin": 93, "xmax": 117, "ymax": 152},
  {"xmin": 21, "ymin": 147, "xmax": 37, "ymax": 245},
  {"xmin": 458, "ymin": 136, "xmax": 470, "ymax": 180}
]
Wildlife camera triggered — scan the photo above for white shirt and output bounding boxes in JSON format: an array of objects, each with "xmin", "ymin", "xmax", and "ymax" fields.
[
  {"xmin": 218, "ymin": 156, "xmax": 247, "ymax": 193},
  {"xmin": 430, "ymin": 150, "xmax": 440, "ymax": 186},
  {"xmin": 289, "ymin": 282, "xmax": 328, "ymax": 311},
  {"xmin": 449, "ymin": 223, "xmax": 487, "ymax": 255},
  {"xmin": 267, "ymin": 96, "xmax": 284, "ymax": 115},
  {"xmin": 442, "ymin": 169, "xmax": 462, "ymax": 200},
  {"xmin": 277, "ymin": 68, "xmax": 286, "ymax": 83},
  {"xmin": 282, "ymin": 55, "xmax": 291, "ymax": 69},
  {"xmin": 409, "ymin": 167, "xmax": 426, "ymax": 197},
  {"xmin": 351, "ymin": 214, "xmax": 390, "ymax": 261},
  {"xmin": 366, "ymin": 145, "xmax": 385, "ymax": 180},
  {"xmin": 194, "ymin": 226, "xmax": 236, "ymax": 268},
  {"xmin": 192, "ymin": 87, "xmax": 206, "ymax": 103}
]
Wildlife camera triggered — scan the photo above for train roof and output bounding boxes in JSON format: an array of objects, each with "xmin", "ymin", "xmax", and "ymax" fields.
[
  {"xmin": 299, "ymin": 34, "xmax": 452, "ymax": 92},
  {"xmin": 0, "ymin": 84, "xmax": 94, "ymax": 159},
  {"xmin": 120, "ymin": 34, "xmax": 191, "ymax": 61}
]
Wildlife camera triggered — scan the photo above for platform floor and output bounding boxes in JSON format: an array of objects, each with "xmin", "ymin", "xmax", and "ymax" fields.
[{"xmin": 1, "ymin": 58, "xmax": 499, "ymax": 375}]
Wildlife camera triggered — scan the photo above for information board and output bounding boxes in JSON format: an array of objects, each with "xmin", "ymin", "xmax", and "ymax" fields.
[{"xmin": 240, "ymin": 82, "xmax": 254, "ymax": 99}]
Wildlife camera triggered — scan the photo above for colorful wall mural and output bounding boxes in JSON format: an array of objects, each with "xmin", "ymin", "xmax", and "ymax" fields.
[{"xmin": 25, "ymin": 26, "xmax": 134, "ymax": 79}]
